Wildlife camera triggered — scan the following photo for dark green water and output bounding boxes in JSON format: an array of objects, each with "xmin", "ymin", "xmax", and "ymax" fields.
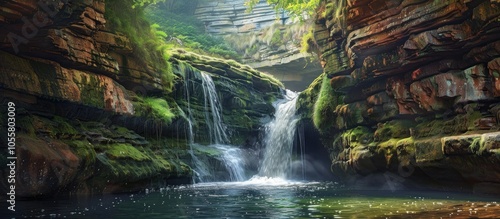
[{"xmin": 12, "ymin": 179, "xmax": 500, "ymax": 218}]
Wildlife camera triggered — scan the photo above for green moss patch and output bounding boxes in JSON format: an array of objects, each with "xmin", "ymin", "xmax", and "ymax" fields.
[
  {"xmin": 374, "ymin": 120, "xmax": 415, "ymax": 142},
  {"xmin": 313, "ymin": 74, "xmax": 343, "ymax": 131},
  {"xmin": 341, "ymin": 126, "xmax": 373, "ymax": 148},
  {"xmin": 170, "ymin": 49, "xmax": 284, "ymax": 89},
  {"xmin": 133, "ymin": 96, "xmax": 176, "ymax": 125},
  {"xmin": 106, "ymin": 143, "xmax": 150, "ymax": 161},
  {"xmin": 297, "ymin": 73, "xmax": 323, "ymax": 118},
  {"xmin": 78, "ymin": 74, "xmax": 105, "ymax": 108},
  {"xmin": 144, "ymin": 98, "xmax": 175, "ymax": 123}
]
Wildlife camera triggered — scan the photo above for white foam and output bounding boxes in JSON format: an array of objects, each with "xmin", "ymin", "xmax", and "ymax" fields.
[{"xmin": 192, "ymin": 176, "xmax": 319, "ymax": 189}]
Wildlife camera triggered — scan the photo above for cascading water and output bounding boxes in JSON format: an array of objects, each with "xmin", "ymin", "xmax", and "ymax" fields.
[
  {"xmin": 192, "ymin": 72, "xmax": 246, "ymax": 182},
  {"xmin": 258, "ymin": 90, "xmax": 300, "ymax": 179},
  {"xmin": 182, "ymin": 67, "xmax": 210, "ymax": 183},
  {"xmin": 185, "ymin": 69, "xmax": 299, "ymax": 183},
  {"xmin": 211, "ymin": 144, "xmax": 245, "ymax": 181},
  {"xmin": 200, "ymin": 72, "xmax": 229, "ymax": 144}
]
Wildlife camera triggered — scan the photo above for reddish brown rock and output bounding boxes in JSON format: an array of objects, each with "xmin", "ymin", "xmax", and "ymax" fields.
[
  {"xmin": 0, "ymin": 0, "xmax": 163, "ymax": 93},
  {"xmin": 0, "ymin": 51, "xmax": 134, "ymax": 114},
  {"xmin": 306, "ymin": 0, "xmax": 500, "ymax": 191},
  {"xmin": 488, "ymin": 57, "xmax": 500, "ymax": 96},
  {"xmin": 17, "ymin": 135, "xmax": 80, "ymax": 197}
]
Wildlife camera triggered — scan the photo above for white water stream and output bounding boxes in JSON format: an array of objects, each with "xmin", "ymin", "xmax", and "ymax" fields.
[{"xmin": 258, "ymin": 90, "xmax": 299, "ymax": 179}]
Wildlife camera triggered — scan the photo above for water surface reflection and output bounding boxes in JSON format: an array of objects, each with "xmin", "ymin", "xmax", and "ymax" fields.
[{"xmin": 14, "ymin": 179, "xmax": 500, "ymax": 218}]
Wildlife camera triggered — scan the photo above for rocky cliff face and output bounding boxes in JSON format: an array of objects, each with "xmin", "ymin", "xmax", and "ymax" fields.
[
  {"xmin": 0, "ymin": 0, "xmax": 282, "ymax": 197},
  {"xmin": 195, "ymin": 0, "xmax": 323, "ymax": 91},
  {"xmin": 299, "ymin": 0, "xmax": 500, "ymax": 193}
]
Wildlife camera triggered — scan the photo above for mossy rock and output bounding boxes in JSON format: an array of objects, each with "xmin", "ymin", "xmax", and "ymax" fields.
[
  {"xmin": 171, "ymin": 49, "xmax": 284, "ymax": 89},
  {"xmin": 335, "ymin": 102, "xmax": 366, "ymax": 130},
  {"xmin": 313, "ymin": 74, "xmax": 342, "ymax": 131},
  {"xmin": 66, "ymin": 140, "xmax": 97, "ymax": 180},
  {"xmin": 330, "ymin": 75, "xmax": 356, "ymax": 92},
  {"xmin": 374, "ymin": 120, "xmax": 416, "ymax": 142},
  {"xmin": 341, "ymin": 126, "xmax": 373, "ymax": 148},
  {"xmin": 18, "ymin": 115, "xmax": 81, "ymax": 139},
  {"xmin": 94, "ymin": 146, "xmax": 188, "ymax": 185},
  {"xmin": 75, "ymin": 74, "xmax": 106, "ymax": 108},
  {"xmin": 192, "ymin": 143, "xmax": 222, "ymax": 157},
  {"xmin": 414, "ymin": 139, "xmax": 444, "ymax": 164},
  {"xmin": 133, "ymin": 96, "xmax": 176, "ymax": 125},
  {"xmin": 16, "ymin": 114, "xmax": 36, "ymax": 137},
  {"xmin": 297, "ymin": 73, "xmax": 323, "ymax": 118},
  {"xmin": 105, "ymin": 143, "xmax": 150, "ymax": 161}
]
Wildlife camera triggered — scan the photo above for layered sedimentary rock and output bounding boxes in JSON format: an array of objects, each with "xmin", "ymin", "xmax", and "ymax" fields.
[
  {"xmin": 0, "ymin": 0, "xmax": 282, "ymax": 197},
  {"xmin": 196, "ymin": 0, "xmax": 323, "ymax": 91},
  {"xmin": 195, "ymin": 0, "xmax": 290, "ymax": 35},
  {"xmin": 300, "ymin": 0, "xmax": 500, "ymax": 193},
  {"xmin": 0, "ymin": 0, "xmax": 179, "ymax": 196}
]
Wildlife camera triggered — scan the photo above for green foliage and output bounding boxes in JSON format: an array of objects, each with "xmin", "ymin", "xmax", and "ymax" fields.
[
  {"xmin": 300, "ymin": 29, "xmax": 315, "ymax": 54},
  {"xmin": 105, "ymin": 0, "xmax": 175, "ymax": 92},
  {"xmin": 145, "ymin": 98, "xmax": 176, "ymax": 123},
  {"xmin": 145, "ymin": 6, "xmax": 240, "ymax": 60},
  {"xmin": 134, "ymin": 96, "xmax": 176, "ymax": 124}
]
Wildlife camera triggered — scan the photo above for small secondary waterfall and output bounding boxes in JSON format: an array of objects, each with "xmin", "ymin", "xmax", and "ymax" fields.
[
  {"xmin": 182, "ymin": 67, "xmax": 210, "ymax": 183},
  {"xmin": 258, "ymin": 90, "xmax": 299, "ymax": 178},
  {"xmin": 201, "ymin": 72, "xmax": 229, "ymax": 144},
  {"xmin": 187, "ymin": 72, "xmax": 246, "ymax": 182}
]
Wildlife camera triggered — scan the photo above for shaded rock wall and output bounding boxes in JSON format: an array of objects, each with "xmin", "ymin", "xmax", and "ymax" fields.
[
  {"xmin": 0, "ymin": 0, "xmax": 282, "ymax": 197},
  {"xmin": 300, "ymin": 0, "xmax": 500, "ymax": 193}
]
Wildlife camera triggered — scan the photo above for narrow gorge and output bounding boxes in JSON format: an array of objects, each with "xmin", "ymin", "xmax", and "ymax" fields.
[{"xmin": 1, "ymin": 0, "xmax": 500, "ymax": 218}]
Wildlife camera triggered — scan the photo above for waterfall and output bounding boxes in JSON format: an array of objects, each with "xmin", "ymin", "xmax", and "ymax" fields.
[
  {"xmin": 182, "ymin": 66, "xmax": 204, "ymax": 184},
  {"xmin": 211, "ymin": 144, "xmax": 245, "ymax": 181},
  {"xmin": 258, "ymin": 90, "xmax": 299, "ymax": 179},
  {"xmin": 200, "ymin": 72, "xmax": 229, "ymax": 144},
  {"xmin": 195, "ymin": 72, "xmax": 246, "ymax": 182}
]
